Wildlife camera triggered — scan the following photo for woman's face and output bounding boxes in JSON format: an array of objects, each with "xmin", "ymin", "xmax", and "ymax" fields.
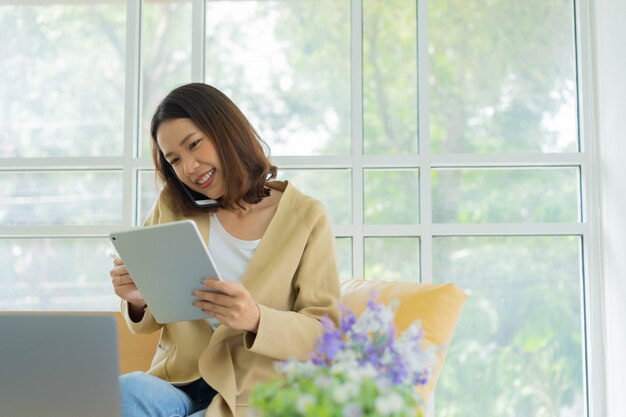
[{"xmin": 156, "ymin": 118, "xmax": 225, "ymax": 200}]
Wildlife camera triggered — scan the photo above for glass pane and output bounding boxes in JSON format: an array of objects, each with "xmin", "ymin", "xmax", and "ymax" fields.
[
  {"xmin": 141, "ymin": 0, "xmax": 192, "ymax": 157},
  {"xmin": 429, "ymin": 0, "xmax": 578, "ymax": 153},
  {"xmin": 364, "ymin": 237, "xmax": 420, "ymax": 281},
  {"xmin": 432, "ymin": 167, "xmax": 580, "ymax": 223},
  {"xmin": 364, "ymin": 169, "xmax": 419, "ymax": 224},
  {"xmin": 205, "ymin": 0, "xmax": 350, "ymax": 156},
  {"xmin": 0, "ymin": 171, "xmax": 122, "ymax": 226},
  {"xmin": 278, "ymin": 169, "xmax": 351, "ymax": 224},
  {"xmin": 0, "ymin": 3, "xmax": 126, "ymax": 157},
  {"xmin": 0, "ymin": 238, "xmax": 119, "ymax": 310},
  {"xmin": 137, "ymin": 170, "xmax": 162, "ymax": 225},
  {"xmin": 433, "ymin": 236, "xmax": 584, "ymax": 417},
  {"xmin": 363, "ymin": 0, "xmax": 418, "ymax": 155},
  {"xmin": 335, "ymin": 237, "xmax": 352, "ymax": 279}
]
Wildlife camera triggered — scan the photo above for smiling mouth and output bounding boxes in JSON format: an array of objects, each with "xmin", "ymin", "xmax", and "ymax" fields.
[{"xmin": 195, "ymin": 169, "xmax": 215, "ymax": 187}]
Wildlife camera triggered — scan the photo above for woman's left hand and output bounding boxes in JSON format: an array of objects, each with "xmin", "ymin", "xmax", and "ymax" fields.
[{"xmin": 192, "ymin": 280, "xmax": 260, "ymax": 333}]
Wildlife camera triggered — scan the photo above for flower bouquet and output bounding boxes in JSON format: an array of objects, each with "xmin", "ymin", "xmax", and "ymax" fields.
[{"xmin": 251, "ymin": 298, "xmax": 437, "ymax": 417}]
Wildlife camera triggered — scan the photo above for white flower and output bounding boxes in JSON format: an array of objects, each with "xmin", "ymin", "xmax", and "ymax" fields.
[
  {"xmin": 376, "ymin": 378, "xmax": 393, "ymax": 393},
  {"xmin": 332, "ymin": 363, "xmax": 377, "ymax": 381},
  {"xmin": 296, "ymin": 394, "xmax": 315, "ymax": 413},
  {"xmin": 333, "ymin": 380, "xmax": 360, "ymax": 403},
  {"xmin": 343, "ymin": 402, "xmax": 363, "ymax": 417},
  {"xmin": 315, "ymin": 374, "xmax": 333, "ymax": 389},
  {"xmin": 380, "ymin": 349, "xmax": 395, "ymax": 367},
  {"xmin": 276, "ymin": 359, "xmax": 318, "ymax": 380},
  {"xmin": 333, "ymin": 348, "xmax": 360, "ymax": 365},
  {"xmin": 375, "ymin": 391, "xmax": 406, "ymax": 416},
  {"xmin": 352, "ymin": 303, "xmax": 396, "ymax": 336},
  {"xmin": 342, "ymin": 403, "xmax": 363, "ymax": 417}
]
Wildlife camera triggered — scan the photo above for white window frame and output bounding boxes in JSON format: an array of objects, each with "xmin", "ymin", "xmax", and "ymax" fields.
[{"xmin": 0, "ymin": 1, "xmax": 605, "ymax": 416}]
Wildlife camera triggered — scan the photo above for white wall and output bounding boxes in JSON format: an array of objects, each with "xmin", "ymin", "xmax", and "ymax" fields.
[{"xmin": 591, "ymin": 0, "xmax": 626, "ymax": 416}]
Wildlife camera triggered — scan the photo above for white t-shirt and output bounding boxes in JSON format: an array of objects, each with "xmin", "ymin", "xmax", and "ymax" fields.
[{"xmin": 205, "ymin": 212, "xmax": 260, "ymax": 329}]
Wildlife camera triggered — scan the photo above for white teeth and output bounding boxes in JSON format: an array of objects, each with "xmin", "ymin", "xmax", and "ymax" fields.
[{"xmin": 196, "ymin": 170, "xmax": 214, "ymax": 185}]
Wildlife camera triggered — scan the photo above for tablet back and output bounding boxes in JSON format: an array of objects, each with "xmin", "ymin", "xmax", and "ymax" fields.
[
  {"xmin": 0, "ymin": 313, "xmax": 121, "ymax": 417},
  {"xmin": 109, "ymin": 220, "xmax": 222, "ymax": 323}
]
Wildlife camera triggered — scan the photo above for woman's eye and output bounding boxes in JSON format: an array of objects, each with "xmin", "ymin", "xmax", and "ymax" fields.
[
  {"xmin": 189, "ymin": 139, "xmax": 202, "ymax": 150},
  {"xmin": 169, "ymin": 158, "xmax": 179, "ymax": 165}
]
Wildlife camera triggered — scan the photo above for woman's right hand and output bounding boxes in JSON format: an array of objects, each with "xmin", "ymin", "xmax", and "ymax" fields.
[{"xmin": 109, "ymin": 257, "xmax": 146, "ymax": 311}]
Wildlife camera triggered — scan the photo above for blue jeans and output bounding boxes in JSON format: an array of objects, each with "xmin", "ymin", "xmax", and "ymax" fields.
[{"xmin": 120, "ymin": 371, "xmax": 217, "ymax": 417}]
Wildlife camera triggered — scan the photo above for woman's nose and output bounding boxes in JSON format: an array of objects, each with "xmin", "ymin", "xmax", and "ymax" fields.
[{"xmin": 183, "ymin": 157, "xmax": 199, "ymax": 176}]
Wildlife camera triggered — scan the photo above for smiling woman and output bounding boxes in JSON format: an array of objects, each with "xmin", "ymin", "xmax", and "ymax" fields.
[
  {"xmin": 109, "ymin": 82, "xmax": 341, "ymax": 417},
  {"xmin": 149, "ymin": 84, "xmax": 278, "ymax": 216},
  {"xmin": 157, "ymin": 118, "xmax": 224, "ymax": 199}
]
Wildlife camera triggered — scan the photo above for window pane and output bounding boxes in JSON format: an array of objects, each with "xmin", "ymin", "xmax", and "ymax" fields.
[
  {"xmin": 141, "ymin": 0, "xmax": 192, "ymax": 157},
  {"xmin": 335, "ymin": 237, "xmax": 352, "ymax": 279},
  {"xmin": 433, "ymin": 236, "xmax": 584, "ymax": 417},
  {"xmin": 364, "ymin": 237, "xmax": 420, "ymax": 281},
  {"xmin": 0, "ymin": 238, "xmax": 118, "ymax": 310},
  {"xmin": 278, "ymin": 169, "xmax": 351, "ymax": 225},
  {"xmin": 137, "ymin": 170, "xmax": 161, "ymax": 225},
  {"xmin": 139, "ymin": 169, "xmax": 350, "ymax": 226},
  {"xmin": 364, "ymin": 169, "xmax": 419, "ymax": 224},
  {"xmin": 0, "ymin": 3, "xmax": 126, "ymax": 157},
  {"xmin": 204, "ymin": 1, "xmax": 351, "ymax": 156},
  {"xmin": 363, "ymin": 0, "xmax": 418, "ymax": 155},
  {"xmin": 429, "ymin": 0, "xmax": 578, "ymax": 153},
  {"xmin": 0, "ymin": 171, "xmax": 123, "ymax": 226},
  {"xmin": 432, "ymin": 167, "xmax": 580, "ymax": 223}
]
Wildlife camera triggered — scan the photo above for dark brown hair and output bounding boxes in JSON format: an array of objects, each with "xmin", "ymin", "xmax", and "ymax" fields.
[{"xmin": 150, "ymin": 83, "xmax": 277, "ymax": 215}]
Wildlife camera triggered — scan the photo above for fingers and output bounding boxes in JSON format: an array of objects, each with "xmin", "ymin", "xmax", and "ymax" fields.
[
  {"xmin": 200, "ymin": 278, "xmax": 232, "ymax": 295},
  {"xmin": 109, "ymin": 267, "xmax": 130, "ymax": 283},
  {"xmin": 108, "ymin": 258, "xmax": 145, "ymax": 306},
  {"xmin": 192, "ymin": 281, "xmax": 260, "ymax": 332},
  {"xmin": 193, "ymin": 299, "xmax": 229, "ymax": 316},
  {"xmin": 193, "ymin": 297, "xmax": 245, "ymax": 324},
  {"xmin": 113, "ymin": 273, "xmax": 134, "ymax": 286},
  {"xmin": 109, "ymin": 262, "xmax": 133, "ymax": 287},
  {"xmin": 193, "ymin": 290, "xmax": 229, "ymax": 307}
]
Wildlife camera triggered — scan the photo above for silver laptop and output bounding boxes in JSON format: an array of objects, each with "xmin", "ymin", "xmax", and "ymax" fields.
[{"xmin": 0, "ymin": 313, "xmax": 121, "ymax": 417}]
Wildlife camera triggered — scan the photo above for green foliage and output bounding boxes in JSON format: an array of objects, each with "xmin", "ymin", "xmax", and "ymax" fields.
[
  {"xmin": 0, "ymin": 4, "xmax": 126, "ymax": 157},
  {"xmin": 429, "ymin": 0, "xmax": 578, "ymax": 153},
  {"xmin": 433, "ymin": 236, "xmax": 583, "ymax": 416},
  {"xmin": 364, "ymin": 237, "xmax": 420, "ymax": 282},
  {"xmin": 363, "ymin": 0, "xmax": 418, "ymax": 155},
  {"xmin": 432, "ymin": 167, "xmax": 580, "ymax": 223},
  {"xmin": 251, "ymin": 371, "xmax": 423, "ymax": 417}
]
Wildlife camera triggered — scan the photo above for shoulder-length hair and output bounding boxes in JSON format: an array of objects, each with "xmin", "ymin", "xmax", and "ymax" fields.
[{"xmin": 150, "ymin": 83, "xmax": 277, "ymax": 215}]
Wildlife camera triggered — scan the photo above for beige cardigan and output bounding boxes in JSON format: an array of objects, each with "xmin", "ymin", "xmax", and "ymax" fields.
[{"xmin": 121, "ymin": 181, "xmax": 341, "ymax": 417}]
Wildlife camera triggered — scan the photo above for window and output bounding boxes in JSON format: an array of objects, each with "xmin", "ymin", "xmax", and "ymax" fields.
[{"xmin": 0, "ymin": 1, "xmax": 599, "ymax": 416}]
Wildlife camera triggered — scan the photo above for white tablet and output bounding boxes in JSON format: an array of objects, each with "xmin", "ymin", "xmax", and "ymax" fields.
[{"xmin": 108, "ymin": 220, "xmax": 222, "ymax": 324}]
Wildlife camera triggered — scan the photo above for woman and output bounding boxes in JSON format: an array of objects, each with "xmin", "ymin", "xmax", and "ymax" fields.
[{"xmin": 109, "ymin": 83, "xmax": 341, "ymax": 417}]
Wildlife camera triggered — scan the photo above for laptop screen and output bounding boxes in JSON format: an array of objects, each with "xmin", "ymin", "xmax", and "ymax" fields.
[{"xmin": 0, "ymin": 313, "xmax": 121, "ymax": 417}]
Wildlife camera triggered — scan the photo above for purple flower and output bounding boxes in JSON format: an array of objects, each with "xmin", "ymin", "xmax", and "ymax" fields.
[
  {"xmin": 307, "ymin": 299, "xmax": 433, "ymax": 403},
  {"xmin": 387, "ymin": 354, "xmax": 410, "ymax": 384},
  {"xmin": 366, "ymin": 298, "xmax": 383, "ymax": 316},
  {"xmin": 312, "ymin": 316, "xmax": 344, "ymax": 364},
  {"xmin": 339, "ymin": 305, "xmax": 357, "ymax": 333},
  {"xmin": 413, "ymin": 369, "xmax": 431, "ymax": 386}
]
